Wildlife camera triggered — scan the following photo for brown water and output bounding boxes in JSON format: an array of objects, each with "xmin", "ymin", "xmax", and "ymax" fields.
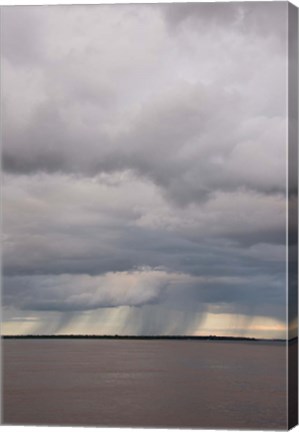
[{"xmin": 2, "ymin": 339, "xmax": 287, "ymax": 429}]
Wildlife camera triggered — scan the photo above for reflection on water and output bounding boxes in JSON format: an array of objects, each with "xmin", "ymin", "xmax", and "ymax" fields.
[{"xmin": 2, "ymin": 339, "xmax": 287, "ymax": 429}]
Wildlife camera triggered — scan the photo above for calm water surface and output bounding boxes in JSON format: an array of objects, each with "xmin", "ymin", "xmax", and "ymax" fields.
[{"xmin": 2, "ymin": 339, "xmax": 287, "ymax": 429}]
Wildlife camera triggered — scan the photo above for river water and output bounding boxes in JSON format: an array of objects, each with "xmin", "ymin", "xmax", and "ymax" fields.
[{"xmin": 2, "ymin": 339, "xmax": 287, "ymax": 429}]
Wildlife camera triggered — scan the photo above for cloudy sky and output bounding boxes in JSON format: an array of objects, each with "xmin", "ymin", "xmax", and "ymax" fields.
[{"xmin": 2, "ymin": 2, "xmax": 290, "ymax": 338}]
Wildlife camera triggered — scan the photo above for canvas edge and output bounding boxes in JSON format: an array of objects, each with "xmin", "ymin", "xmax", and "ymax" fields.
[{"xmin": 288, "ymin": 1, "xmax": 298, "ymax": 430}]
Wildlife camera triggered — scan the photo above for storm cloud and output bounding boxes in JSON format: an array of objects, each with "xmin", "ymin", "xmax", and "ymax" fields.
[{"xmin": 2, "ymin": 2, "xmax": 288, "ymax": 337}]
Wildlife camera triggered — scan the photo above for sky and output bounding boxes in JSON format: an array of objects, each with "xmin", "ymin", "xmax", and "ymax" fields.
[{"xmin": 1, "ymin": 2, "xmax": 290, "ymax": 338}]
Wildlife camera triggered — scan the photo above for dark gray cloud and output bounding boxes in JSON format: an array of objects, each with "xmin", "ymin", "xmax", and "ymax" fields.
[
  {"xmin": 1, "ymin": 6, "xmax": 46, "ymax": 66},
  {"xmin": 2, "ymin": 174, "xmax": 285, "ymax": 277},
  {"xmin": 1, "ymin": 3, "xmax": 289, "ymax": 336},
  {"xmin": 2, "ymin": 3, "xmax": 286, "ymax": 204},
  {"xmin": 2, "ymin": 80, "xmax": 286, "ymax": 206},
  {"xmin": 2, "ymin": 172, "xmax": 286, "ymax": 331},
  {"xmin": 162, "ymin": 2, "xmax": 287, "ymax": 42}
]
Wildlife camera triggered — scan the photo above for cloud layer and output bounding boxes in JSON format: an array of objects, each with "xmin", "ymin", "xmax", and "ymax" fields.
[{"xmin": 2, "ymin": 3, "xmax": 288, "ymax": 337}]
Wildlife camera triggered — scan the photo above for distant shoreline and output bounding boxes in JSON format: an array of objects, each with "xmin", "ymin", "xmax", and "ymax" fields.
[{"xmin": 2, "ymin": 334, "xmax": 293, "ymax": 342}]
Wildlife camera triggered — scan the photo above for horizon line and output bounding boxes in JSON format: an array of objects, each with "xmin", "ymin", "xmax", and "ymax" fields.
[{"xmin": 2, "ymin": 334, "xmax": 295, "ymax": 342}]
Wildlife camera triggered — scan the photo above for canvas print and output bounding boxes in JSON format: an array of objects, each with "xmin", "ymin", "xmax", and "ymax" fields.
[{"xmin": 1, "ymin": 1, "xmax": 298, "ymax": 430}]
